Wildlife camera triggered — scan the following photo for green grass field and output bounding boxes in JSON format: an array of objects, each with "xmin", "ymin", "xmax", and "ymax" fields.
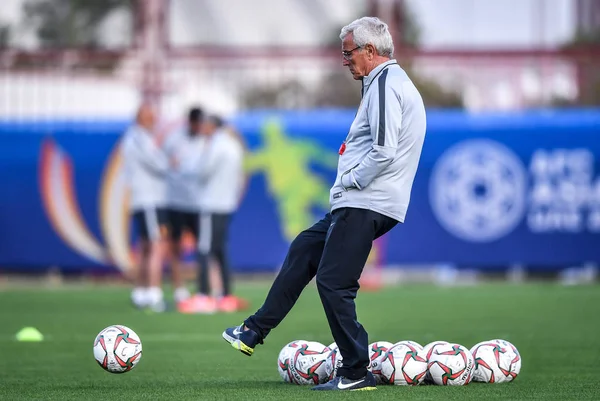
[{"xmin": 1, "ymin": 282, "xmax": 599, "ymax": 400}]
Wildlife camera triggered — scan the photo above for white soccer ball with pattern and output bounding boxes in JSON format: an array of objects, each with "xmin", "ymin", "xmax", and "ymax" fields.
[
  {"xmin": 277, "ymin": 340, "xmax": 309, "ymax": 383},
  {"xmin": 380, "ymin": 342, "xmax": 428, "ymax": 386},
  {"xmin": 367, "ymin": 341, "xmax": 394, "ymax": 384},
  {"xmin": 470, "ymin": 339, "xmax": 521, "ymax": 383},
  {"xmin": 427, "ymin": 343, "xmax": 474, "ymax": 386},
  {"xmin": 288, "ymin": 341, "xmax": 329, "ymax": 385},
  {"xmin": 422, "ymin": 340, "xmax": 450, "ymax": 384},
  {"xmin": 93, "ymin": 325, "xmax": 142, "ymax": 373}
]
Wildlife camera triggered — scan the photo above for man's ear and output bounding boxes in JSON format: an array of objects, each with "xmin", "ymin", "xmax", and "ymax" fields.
[{"xmin": 365, "ymin": 44, "xmax": 376, "ymax": 59}]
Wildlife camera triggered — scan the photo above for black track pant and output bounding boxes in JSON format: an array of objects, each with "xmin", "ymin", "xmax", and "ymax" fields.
[{"xmin": 244, "ymin": 207, "xmax": 397, "ymax": 380}]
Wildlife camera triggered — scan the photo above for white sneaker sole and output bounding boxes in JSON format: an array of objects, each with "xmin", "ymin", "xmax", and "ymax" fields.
[{"xmin": 222, "ymin": 331, "xmax": 254, "ymax": 356}]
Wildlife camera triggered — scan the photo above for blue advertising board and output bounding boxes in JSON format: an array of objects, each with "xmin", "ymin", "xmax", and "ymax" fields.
[{"xmin": 0, "ymin": 109, "xmax": 599, "ymax": 273}]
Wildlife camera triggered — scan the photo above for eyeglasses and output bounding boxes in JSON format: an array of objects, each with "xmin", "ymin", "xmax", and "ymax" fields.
[{"xmin": 342, "ymin": 46, "xmax": 361, "ymax": 60}]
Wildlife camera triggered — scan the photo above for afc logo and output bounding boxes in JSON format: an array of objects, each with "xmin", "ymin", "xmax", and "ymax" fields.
[{"xmin": 429, "ymin": 139, "xmax": 527, "ymax": 243}]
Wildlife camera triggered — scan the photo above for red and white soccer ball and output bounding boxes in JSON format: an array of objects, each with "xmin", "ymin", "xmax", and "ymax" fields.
[
  {"xmin": 277, "ymin": 340, "xmax": 310, "ymax": 383},
  {"xmin": 93, "ymin": 325, "xmax": 142, "ymax": 373},
  {"xmin": 367, "ymin": 341, "xmax": 394, "ymax": 384},
  {"xmin": 427, "ymin": 343, "xmax": 474, "ymax": 386},
  {"xmin": 380, "ymin": 342, "xmax": 428, "ymax": 386},
  {"xmin": 470, "ymin": 339, "xmax": 521, "ymax": 383},
  {"xmin": 287, "ymin": 341, "xmax": 329, "ymax": 385},
  {"xmin": 422, "ymin": 340, "xmax": 450, "ymax": 384}
]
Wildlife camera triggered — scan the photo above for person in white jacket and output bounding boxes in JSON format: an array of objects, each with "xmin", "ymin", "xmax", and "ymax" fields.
[
  {"xmin": 162, "ymin": 107, "xmax": 205, "ymax": 304},
  {"xmin": 122, "ymin": 103, "xmax": 170, "ymax": 312},
  {"xmin": 177, "ymin": 115, "xmax": 247, "ymax": 313}
]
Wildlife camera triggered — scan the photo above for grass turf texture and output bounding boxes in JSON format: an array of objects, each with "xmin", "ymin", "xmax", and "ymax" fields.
[{"xmin": 0, "ymin": 282, "xmax": 599, "ymax": 400}]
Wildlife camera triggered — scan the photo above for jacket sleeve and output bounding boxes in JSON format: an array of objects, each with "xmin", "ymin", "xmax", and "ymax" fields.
[{"xmin": 344, "ymin": 78, "xmax": 402, "ymax": 190}]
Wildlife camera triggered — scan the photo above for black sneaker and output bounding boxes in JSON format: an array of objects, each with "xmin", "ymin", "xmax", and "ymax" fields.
[
  {"xmin": 222, "ymin": 324, "xmax": 261, "ymax": 356},
  {"xmin": 311, "ymin": 371, "xmax": 377, "ymax": 391}
]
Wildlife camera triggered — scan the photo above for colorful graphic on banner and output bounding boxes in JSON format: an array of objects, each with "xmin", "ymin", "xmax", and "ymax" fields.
[
  {"xmin": 39, "ymin": 139, "xmax": 109, "ymax": 265},
  {"xmin": 247, "ymin": 120, "xmax": 337, "ymax": 241},
  {"xmin": 40, "ymin": 138, "xmax": 134, "ymax": 272},
  {"xmin": 99, "ymin": 139, "xmax": 135, "ymax": 271}
]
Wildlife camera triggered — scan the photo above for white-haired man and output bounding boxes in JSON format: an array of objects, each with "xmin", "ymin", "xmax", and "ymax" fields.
[{"xmin": 223, "ymin": 16, "xmax": 427, "ymax": 391}]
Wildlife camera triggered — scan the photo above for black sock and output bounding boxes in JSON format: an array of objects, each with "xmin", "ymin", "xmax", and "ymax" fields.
[{"xmin": 216, "ymin": 249, "xmax": 231, "ymax": 296}]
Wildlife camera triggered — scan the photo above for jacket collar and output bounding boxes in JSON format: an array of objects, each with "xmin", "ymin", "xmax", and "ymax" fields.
[{"xmin": 362, "ymin": 59, "xmax": 397, "ymax": 87}]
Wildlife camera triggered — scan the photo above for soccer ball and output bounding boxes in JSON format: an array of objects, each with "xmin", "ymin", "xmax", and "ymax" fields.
[
  {"xmin": 93, "ymin": 325, "xmax": 142, "ymax": 373},
  {"xmin": 367, "ymin": 341, "xmax": 394, "ymax": 384},
  {"xmin": 422, "ymin": 340, "xmax": 449, "ymax": 384},
  {"xmin": 470, "ymin": 339, "xmax": 521, "ymax": 383},
  {"xmin": 380, "ymin": 342, "xmax": 428, "ymax": 385},
  {"xmin": 327, "ymin": 342, "xmax": 337, "ymax": 351},
  {"xmin": 288, "ymin": 341, "xmax": 329, "ymax": 385},
  {"xmin": 324, "ymin": 347, "xmax": 343, "ymax": 381},
  {"xmin": 277, "ymin": 340, "xmax": 309, "ymax": 383},
  {"xmin": 427, "ymin": 343, "xmax": 474, "ymax": 386}
]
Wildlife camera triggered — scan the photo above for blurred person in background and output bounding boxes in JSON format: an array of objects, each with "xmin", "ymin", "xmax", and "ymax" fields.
[
  {"xmin": 122, "ymin": 103, "xmax": 170, "ymax": 312},
  {"xmin": 162, "ymin": 107, "xmax": 205, "ymax": 304},
  {"xmin": 222, "ymin": 16, "xmax": 426, "ymax": 391},
  {"xmin": 177, "ymin": 115, "xmax": 247, "ymax": 314}
]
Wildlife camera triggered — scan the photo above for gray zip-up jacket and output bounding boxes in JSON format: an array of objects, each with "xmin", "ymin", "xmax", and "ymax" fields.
[
  {"xmin": 329, "ymin": 60, "xmax": 426, "ymax": 222},
  {"xmin": 122, "ymin": 125, "xmax": 170, "ymax": 211}
]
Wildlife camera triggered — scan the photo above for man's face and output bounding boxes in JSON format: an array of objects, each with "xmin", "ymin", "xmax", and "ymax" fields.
[
  {"xmin": 342, "ymin": 33, "xmax": 368, "ymax": 80},
  {"xmin": 189, "ymin": 121, "xmax": 201, "ymax": 135},
  {"xmin": 200, "ymin": 121, "xmax": 215, "ymax": 135},
  {"xmin": 137, "ymin": 105, "xmax": 156, "ymax": 129}
]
